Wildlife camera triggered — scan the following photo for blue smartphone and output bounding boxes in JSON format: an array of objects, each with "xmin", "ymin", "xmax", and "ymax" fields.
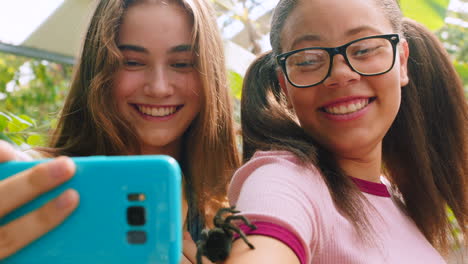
[{"xmin": 0, "ymin": 155, "xmax": 182, "ymax": 264}]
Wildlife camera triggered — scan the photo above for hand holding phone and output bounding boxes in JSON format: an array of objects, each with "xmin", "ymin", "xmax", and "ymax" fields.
[
  {"xmin": 0, "ymin": 140, "xmax": 78, "ymax": 260},
  {"xmin": 0, "ymin": 152, "xmax": 182, "ymax": 264}
]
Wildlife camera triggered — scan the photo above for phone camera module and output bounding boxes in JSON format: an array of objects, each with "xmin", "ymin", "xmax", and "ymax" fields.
[{"xmin": 127, "ymin": 206, "xmax": 146, "ymax": 226}]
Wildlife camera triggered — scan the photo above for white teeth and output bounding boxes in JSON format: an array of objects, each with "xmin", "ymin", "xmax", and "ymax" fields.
[
  {"xmin": 137, "ymin": 105, "xmax": 177, "ymax": 117},
  {"xmin": 324, "ymin": 99, "xmax": 369, "ymax": 115},
  {"xmin": 339, "ymin": 105, "xmax": 347, "ymax": 113}
]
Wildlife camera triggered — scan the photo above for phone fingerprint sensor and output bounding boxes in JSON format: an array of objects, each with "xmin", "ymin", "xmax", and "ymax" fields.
[{"xmin": 127, "ymin": 231, "xmax": 147, "ymax": 244}]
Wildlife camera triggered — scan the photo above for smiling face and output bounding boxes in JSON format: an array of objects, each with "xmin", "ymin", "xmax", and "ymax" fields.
[
  {"xmin": 278, "ymin": 0, "xmax": 409, "ymax": 160},
  {"xmin": 113, "ymin": 1, "xmax": 202, "ymax": 157}
]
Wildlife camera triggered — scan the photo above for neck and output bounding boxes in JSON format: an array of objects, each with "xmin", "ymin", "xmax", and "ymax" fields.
[
  {"xmin": 335, "ymin": 142, "xmax": 382, "ymax": 183},
  {"xmin": 138, "ymin": 141, "xmax": 181, "ymax": 161}
]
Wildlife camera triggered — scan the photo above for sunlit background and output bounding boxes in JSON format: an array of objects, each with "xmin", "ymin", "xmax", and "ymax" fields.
[{"xmin": 0, "ymin": 0, "xmax": 466, "ymax": 148}]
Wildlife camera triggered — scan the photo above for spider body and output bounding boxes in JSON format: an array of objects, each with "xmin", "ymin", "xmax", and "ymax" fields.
[{"xmin": 196, "ymin": 206, "xmax": 257, "ymax": 264}]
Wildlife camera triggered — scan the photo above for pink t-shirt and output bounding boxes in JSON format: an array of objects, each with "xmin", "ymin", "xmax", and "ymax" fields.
[{"xmin": 228, "ymin": 151, "xmax": 446, "ymax": 264}]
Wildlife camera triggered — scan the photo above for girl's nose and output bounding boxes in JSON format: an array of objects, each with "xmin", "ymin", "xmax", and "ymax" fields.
[
  {"xmin": 322, "ymin": 54, "xmax": 361, "ymax": 88},
  {"xmin": 143, "ymin": 67, "xmax": 175, "ymax": 98}
]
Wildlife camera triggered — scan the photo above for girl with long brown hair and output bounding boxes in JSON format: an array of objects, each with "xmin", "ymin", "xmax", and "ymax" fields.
[
  {"xmin": 0, "ymin": 0, "xmax": 239, "ymax": 262},
  {"xmin": 224, "ymin": 0, "xmax": 467, "ymax": 263}
]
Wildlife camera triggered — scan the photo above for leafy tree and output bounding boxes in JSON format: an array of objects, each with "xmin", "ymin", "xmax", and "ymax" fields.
[
  {"xmin": 0, "ymin": 53, "xmax": 72, "ymax": 147},
  {"xmin": 400, "ymin": 0, "xmax": 450, "ymax": 30},
  {"xmin": 401, "ymin": 0, "xmax": 468, "ymax": 95}
]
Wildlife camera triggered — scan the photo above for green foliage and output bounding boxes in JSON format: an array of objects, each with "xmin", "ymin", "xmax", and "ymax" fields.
[
  {"xmin": 228, "ymin": 70, "xmax": 243, "ymax": 100},
  {"xmin": 436, "ymin": 13, "xmax": 468, "ymax": 95},
  {"xmin": 0, "ymin": 52, "xmax": 70, "ymax": 148},
  {"xmin": 454, "ymin": 61, "xmax": 468, "ymax": 85},
  {"xmin": 0, "ymin": 53, "xmax": 72, "ymax": 127},
  {"xmin": 227, "ymin": 70, "xmax": 243, "ymax": 127},
  {"xmin": 447, "ymin": 207, "xmax": 463, "ymax": 248},
  {"xmin": 401, "ymin": 0, "xmax": 467, "ymax": 95},
  {"xmin": 0, "ymin": 111, "xmax": 47, "ymax": 148},
  {"xmin": 437, "ymin": 23, "xmax": 468, "ymax": 63},
  {"xmin": 400, "ymin": 0, "xmax": 450, "ymax": 30}
]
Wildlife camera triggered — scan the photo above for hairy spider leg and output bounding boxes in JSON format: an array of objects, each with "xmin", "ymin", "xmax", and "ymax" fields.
[
  {"xmin": 195, "ymin": 230, "xmax": 209, "ymax": 264},
  {"xmin": 224, "ymin": 223, "xmax": 256, "ymax": 249},
  {"xmin": 225, "ymin": 215, "xmax": 257, "ymax": 231},
  {"xmin": 214, "ymin": 206, "xmax": 240, "ymax": 226},
  {"xmin": 195, "ymin": 242, "xmax": 204, "ymax": 264},
  {"xmin": 195, "ymin": 237, "xmax": 209, "ymax": 264}
]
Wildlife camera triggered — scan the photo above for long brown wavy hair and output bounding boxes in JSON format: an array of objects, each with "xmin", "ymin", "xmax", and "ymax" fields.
[
  {"xmin": 241, "ymin": 0, "xmax": 467, "ymax": 254},
  {"xmin": 44, "ymin": 0, "xmax": 240, "ymax": 225}
]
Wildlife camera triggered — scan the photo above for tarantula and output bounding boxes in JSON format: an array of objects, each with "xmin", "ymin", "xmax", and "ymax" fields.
[{"xmin": 196, "ymin": 205, "xmax": 257, "ymax": 264}]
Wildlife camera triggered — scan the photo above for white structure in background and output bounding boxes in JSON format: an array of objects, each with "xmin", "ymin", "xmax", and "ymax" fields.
[
  {"xmin": 0, "ymin": 0, "xmax": 265, "ymax": 77},
  {"xmin": 224, "ymin": 40, "xmax": 256, "ymax": 76}
]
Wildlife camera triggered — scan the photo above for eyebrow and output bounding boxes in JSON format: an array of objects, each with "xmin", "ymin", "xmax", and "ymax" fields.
[
  {"xmin": 290, "ymin": 35, "xmax": 321, "ymax": 50},
  {"xmin": 289, "ymin": 26, "xmax": 382, "ymax": 50},
  {"xmin": 118, "ymin": 44, "xmax": 193, "ymax": 54},
  {"xmin": 169, "ymin": 44, "xmax": 193, "ymax": 53},
  {"xmin": 345, "ymin": 25, "xmax": 381, "ymax": 37},
  {"xmin": 118, "ymin": 44, "xmax": 148, "ymax": 53}
]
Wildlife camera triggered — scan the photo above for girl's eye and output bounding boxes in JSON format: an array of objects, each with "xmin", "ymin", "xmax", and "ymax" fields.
[
  {"xmin": 123, "ymin": 60, "xmax": 144, "ymax": 67},
  {"xmin": 356, "ymin": 48, "xmax": 372, "ymax": 55},
  {"xmin": 171, "ymin": 62, "xmax": 195, "ymax": 68},
  {"xmin": 352, "ymin": 45, "xmax": 381, "ymax": 57},
  {"xmin": 171, "ymin": 61, "xmax": 196, "ymax": 72},
  {"xmin": 296, "ymin": 60, "xmax": 319, "ymax": 66}
]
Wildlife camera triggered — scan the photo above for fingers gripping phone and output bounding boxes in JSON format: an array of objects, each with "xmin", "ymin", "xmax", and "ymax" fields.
[{"xmin": 0, "ymin": 155, "xmax": 182, "ymax": 264}]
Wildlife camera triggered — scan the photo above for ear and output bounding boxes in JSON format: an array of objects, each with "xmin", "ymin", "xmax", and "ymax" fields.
[
  {"xmin": 399, "ymin": 39, "xmax": 409, "ymax": 87},
  {"xmin": 277, "ymin": 70, "xmax": 293, "ymax": 108}
]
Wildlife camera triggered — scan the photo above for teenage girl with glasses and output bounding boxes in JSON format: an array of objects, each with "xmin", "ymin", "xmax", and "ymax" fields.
[{"xmin": 224, "ymin": 0, "xmax": 467, "ymax": 263}]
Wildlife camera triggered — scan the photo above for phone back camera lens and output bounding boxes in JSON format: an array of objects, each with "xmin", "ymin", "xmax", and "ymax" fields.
[
  {"xmin": 127, "ymin": 231, "xmax": 147, "ymax": 245},
  {"xmin": 127, "ymin": 206, "xmax": 146, "ymax": 226}
]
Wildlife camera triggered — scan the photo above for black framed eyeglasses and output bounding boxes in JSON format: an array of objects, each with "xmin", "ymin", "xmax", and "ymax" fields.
[{"xmin": 276, "ymin": 34, "xmax": 400, "ymax": 88}]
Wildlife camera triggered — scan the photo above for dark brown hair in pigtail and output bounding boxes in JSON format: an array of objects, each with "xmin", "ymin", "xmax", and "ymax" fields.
[
  {"xmin": 383, "ymin": 18, "xmax": 467, "ymax": 252},
  {"xmin": 241, "ymin": 52, "xmax": 316, "ymax": 162}
]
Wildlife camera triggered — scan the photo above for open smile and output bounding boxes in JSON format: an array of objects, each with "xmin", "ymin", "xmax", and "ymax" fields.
[
  {"xmin": 133, "ymin": 104, "xmax": 183, "ymax": 117},
  {"xmin": 320, "ymin": 97, "xmax": 377, "ymax": 115}
]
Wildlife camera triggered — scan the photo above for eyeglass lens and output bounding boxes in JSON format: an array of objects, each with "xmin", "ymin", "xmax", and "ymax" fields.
[{"xmin": 285, "ymin": 37, "xmax": 394, "ymax": 87}]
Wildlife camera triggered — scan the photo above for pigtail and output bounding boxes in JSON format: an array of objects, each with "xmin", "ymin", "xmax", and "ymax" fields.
[
  {"xmin": 383, "ymin": 18, "xmax": 467, "ymax": 251},
  {"xmin": 241, "ymin": 52, "xmax": 317, "ymax": 163}
]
